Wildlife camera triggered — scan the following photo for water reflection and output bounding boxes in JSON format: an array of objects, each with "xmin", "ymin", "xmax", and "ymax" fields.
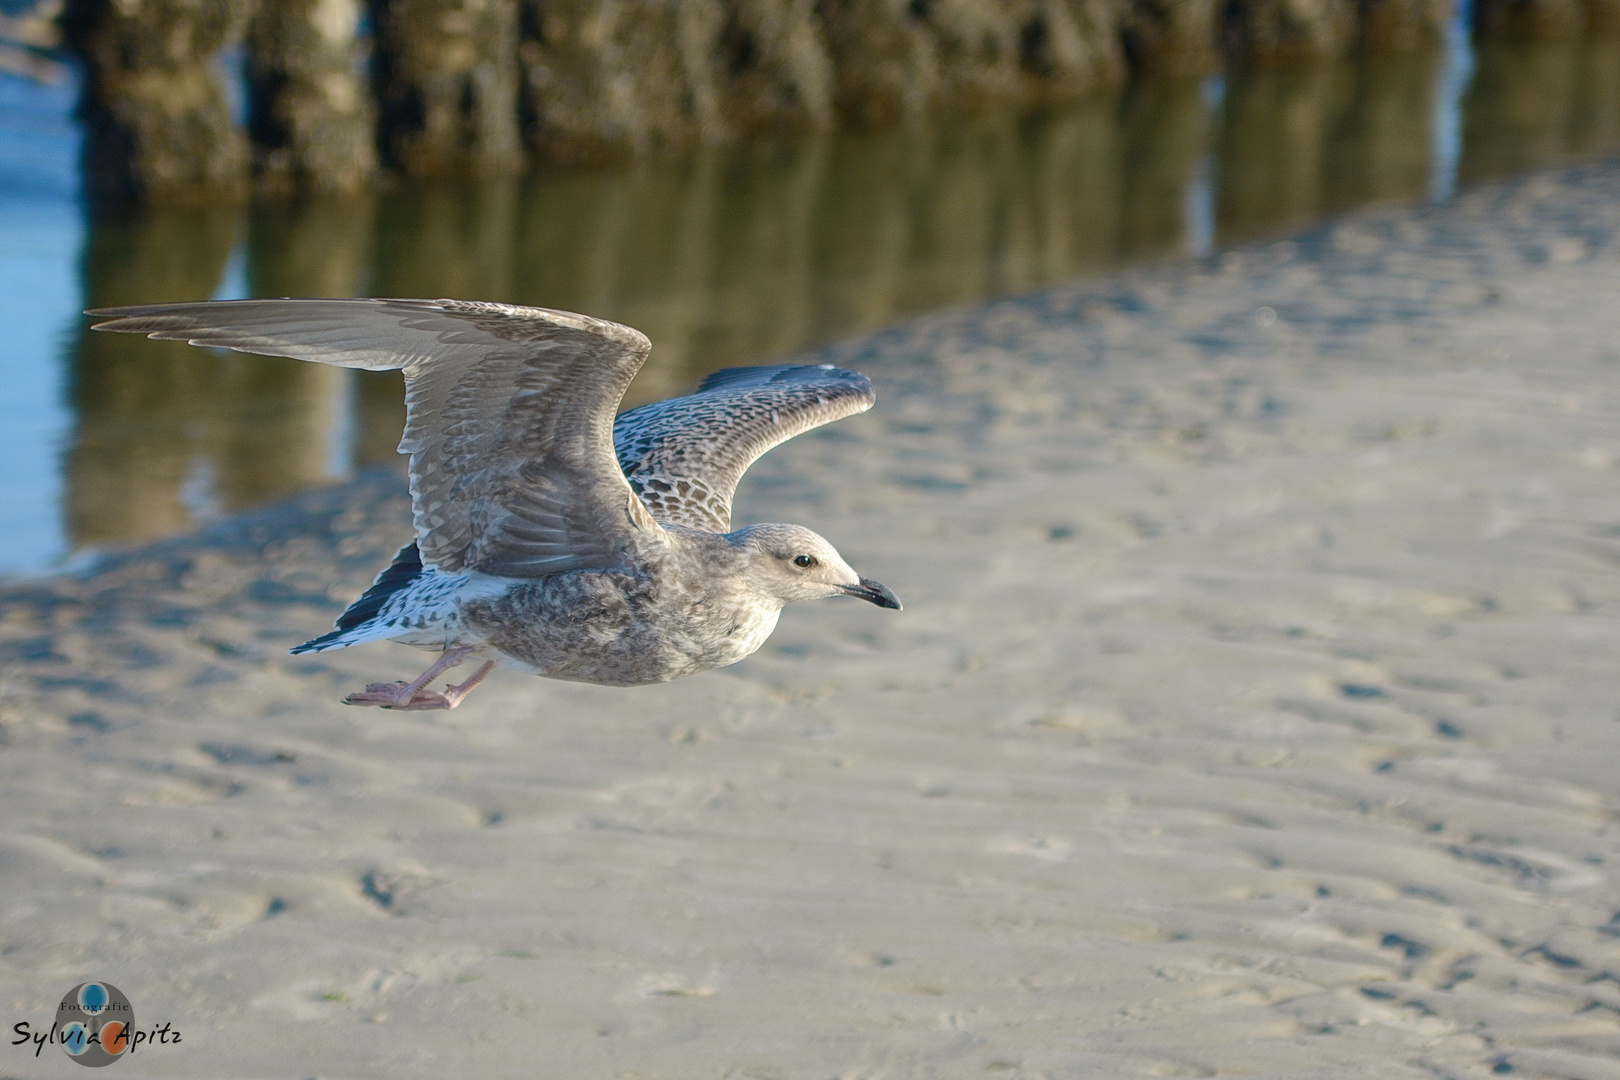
[
  {"xmin": 71, "ymin": 206, "xmax": 239, "ymax": 546},
  {"xmin": 44, "ymin": 35, "xmax": 1620, "ymax": 562},
  {"xmin": 1215, "ymin": 55, "xmax": 1439, "ymax": 245},
  {"xmin": 1458, "ymin": 39, "xmax": 1620, "ymax": 186}
]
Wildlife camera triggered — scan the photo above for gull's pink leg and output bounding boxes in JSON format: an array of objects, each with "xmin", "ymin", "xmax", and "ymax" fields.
[
  {"xmin": 344, "ymin": 647, "xmax": 472, "ymax": 709},
  {"xmin": 386, "ymin": 660, "xmax": 497, "ymax": 712}
]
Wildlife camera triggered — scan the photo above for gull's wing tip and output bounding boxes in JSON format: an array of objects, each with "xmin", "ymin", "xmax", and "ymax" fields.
[
  {"xmin": 695, "ymin": 363, "xmax": 874, "ymax": 397},
  {"xmin": 85, "ymin": 305, "xmax": 139, "ymax": 321},
  {"xmin": 85, "ymin": 307, "xmax": 165, "ymax": 333}
]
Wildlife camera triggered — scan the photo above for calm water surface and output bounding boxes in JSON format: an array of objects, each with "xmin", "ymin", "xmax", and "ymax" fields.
[{"xmin": 4, "ymin": 34, "xmax": 1620, "ymax": 573}]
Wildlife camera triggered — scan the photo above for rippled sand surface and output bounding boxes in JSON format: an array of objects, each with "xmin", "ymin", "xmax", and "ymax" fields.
[{"xmin": 5, "ymin": 160, "xmax": 1620, "ymax": 1078}]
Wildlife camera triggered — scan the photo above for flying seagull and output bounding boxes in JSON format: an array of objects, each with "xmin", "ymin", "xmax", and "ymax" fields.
[{"xmin": 88, "ymin": 299, "xmax": 900, "ymax": 710}]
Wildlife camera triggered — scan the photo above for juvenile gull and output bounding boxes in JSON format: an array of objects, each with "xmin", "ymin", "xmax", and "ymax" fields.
[{"xmin": 88, "ymin": 298, "xmax": 900, "ymax": 710}]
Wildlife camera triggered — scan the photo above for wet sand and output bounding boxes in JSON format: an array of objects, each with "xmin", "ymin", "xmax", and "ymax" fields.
[{"xmin": 5, "ymin": 159, "xmax": 1620, "ymax": 1078}]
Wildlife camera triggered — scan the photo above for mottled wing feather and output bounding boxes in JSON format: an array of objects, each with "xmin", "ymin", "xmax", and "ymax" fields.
[
  {"xmin": 88, "ymin": 298, "xmax": 660, "ymax": 576},
  {"xmin": 612, "ymin": 364, "xmax": 874, "ymax": 532}
]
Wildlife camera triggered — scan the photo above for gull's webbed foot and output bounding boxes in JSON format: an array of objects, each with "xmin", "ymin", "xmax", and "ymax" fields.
[
  {"xmin": 344, "ymin": 681, "xmax": 422, "ymax": 709},
  {"xmin": 342, "ymin": 654, "xmax": 496, "ymax": 711}
]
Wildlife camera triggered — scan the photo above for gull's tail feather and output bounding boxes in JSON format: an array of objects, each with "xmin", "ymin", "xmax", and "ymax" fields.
[{"xmin": 291, "ymin": 543, "xmax": 424, "ymax": 654}]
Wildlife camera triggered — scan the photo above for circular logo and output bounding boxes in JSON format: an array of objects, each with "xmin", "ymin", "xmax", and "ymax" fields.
[{"xmin": 57, "ymin": 982, "xmax": 132, "ymax": 1067}]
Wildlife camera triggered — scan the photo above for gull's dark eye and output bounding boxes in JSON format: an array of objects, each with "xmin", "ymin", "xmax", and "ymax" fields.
[{"xmin": 793, "ymin": 554, "xmax": 817, "ymax": 569}]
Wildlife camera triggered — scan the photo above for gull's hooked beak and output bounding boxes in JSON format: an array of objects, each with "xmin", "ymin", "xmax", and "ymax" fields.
[{"xmin": 841, "ymin": 577, "xmax": 902, "ymax": 610}]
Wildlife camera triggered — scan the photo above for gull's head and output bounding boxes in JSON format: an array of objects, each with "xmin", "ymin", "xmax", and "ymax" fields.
[{"xmin": 733, "ymin": 523, "xmax": 901, "ymax": 610}]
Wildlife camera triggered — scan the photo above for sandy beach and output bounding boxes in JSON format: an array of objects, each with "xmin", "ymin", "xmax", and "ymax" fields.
[{"xmin": 5, "ymin": 159, "xmax": 1620, "ymax": 1078}]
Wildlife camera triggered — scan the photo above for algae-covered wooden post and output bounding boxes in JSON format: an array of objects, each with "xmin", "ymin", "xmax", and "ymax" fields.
[
  {"xmin": 1118, "ymin": 0, "xmax": 1221, "ymax": 76},
  {"xmin": 249, "ymin": 0, "xmax": 377, "ymax": 191},
  {"xmin": 1024, "ymin": 0, "xmax": 1128, "ymax": 95},
  {"xmin": 1359, "ymin": 0, "xmax": 1449, "ymax": 49},
  {"xmin": 517, "ymin": 0, "xmax": 832, "ymax": 160},
  {"xmin": 1220, "ymin": 0, "xmax": 1358, "ymax": 66},
  {"xmin": 372, "ymin": 0, "xmax": 524, "ymax": 174},
  {"xmin": 517, "ymin": 0, "xmax": 725, "ymax": 160},
  {"xmin": 716, "ymin": 0, "xmax": 834, "ymax": 131},
  {"xmin": 817, "ymin": 0, "xmax": 1125, "ymax": 124},
  {"xmin": 817, "ymin": 0, "xmax": 943, "ymax": 124},
  {"xmin": 62, "ymin": 0, "xmax": 256, "ymax": 204}
]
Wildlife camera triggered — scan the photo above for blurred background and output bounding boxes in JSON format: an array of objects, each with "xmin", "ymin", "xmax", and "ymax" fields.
[{"xmin": 1, "ymin": 0, "xmax": 1619, "ymax": 574}]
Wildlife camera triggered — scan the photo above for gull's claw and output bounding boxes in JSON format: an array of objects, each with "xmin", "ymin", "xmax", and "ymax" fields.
[
  {"xmin": 343, "ymin": 659, "xmax": 496, "ymax": 711},
  {"xmin": 382, "ymin": 690, "xmax": 456, "ymax": 711},
  {"xmin": 343, "ymin": 682, "xmax": 454, "ymax": 710},
  {"xmin": 344, "ymin": 681, "xmax": 419, "ymax": 708}
]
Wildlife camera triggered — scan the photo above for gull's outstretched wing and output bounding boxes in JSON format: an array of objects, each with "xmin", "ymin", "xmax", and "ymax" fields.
[
  {"xmin": 612, "ymin": 364, "xmax": 875, "ymax": 532},
  {"xmin": 88, "ymin": 298, "xmax": 661, "ymax": 577}
]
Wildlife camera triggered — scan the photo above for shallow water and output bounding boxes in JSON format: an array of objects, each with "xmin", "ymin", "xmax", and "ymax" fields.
[{"xmin": 4, "ymin": 34, "xmax": 1620, "ymax": 573}]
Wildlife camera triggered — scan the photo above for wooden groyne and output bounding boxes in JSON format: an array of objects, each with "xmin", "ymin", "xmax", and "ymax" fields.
[{"xmin": 41, "ymin": 0, "xmax": 1602, "ymax": 203}]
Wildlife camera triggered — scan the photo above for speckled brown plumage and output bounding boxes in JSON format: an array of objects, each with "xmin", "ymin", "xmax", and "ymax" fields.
[{"xmin": 87, "ymin": 298, "xmax": 899, "ymax": 708}]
